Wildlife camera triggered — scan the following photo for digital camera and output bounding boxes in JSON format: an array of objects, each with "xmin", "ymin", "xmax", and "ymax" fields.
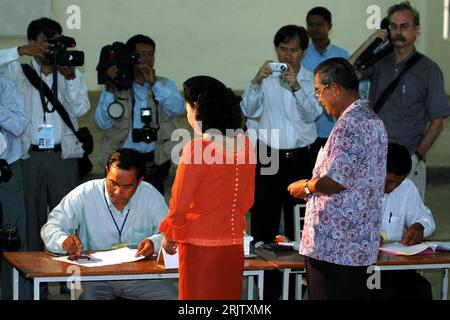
[
  {"xmin": 269, "ymin": 62, "xmax": 288, "ymax": 73},
  {"xmin": 132, "ymin": 108, "xmax": 158, "ymax": 144}
]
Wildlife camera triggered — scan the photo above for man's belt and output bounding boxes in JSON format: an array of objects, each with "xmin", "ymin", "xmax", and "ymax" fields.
[{"xmin": 30, "ymin": 144, "xmax": 62, "ymax": 152}]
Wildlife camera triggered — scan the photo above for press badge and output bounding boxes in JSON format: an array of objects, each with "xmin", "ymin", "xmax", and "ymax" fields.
[
  {"xmin": 112, "ymin": 243, "xmax": 129, "ymax": 250},
  {"xmin": 37, "ymin": 124, "xmax": 55, "ymax": 149}
]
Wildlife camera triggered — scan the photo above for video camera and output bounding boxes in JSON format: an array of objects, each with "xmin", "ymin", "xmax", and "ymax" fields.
[
  {"xmin": 96, "ymin": 42, "xmax": 140, "ymax": 91},
  {"xmin": 353, "ymin": 17, "xmax": 392, "ymax": 71},
  {"xmin": 132, "ymin": 108, "xmax": 158, "ymax": 144},
  {"xmin": 43, "ymin": 34, "xmax": 84, "ymax": 67}
]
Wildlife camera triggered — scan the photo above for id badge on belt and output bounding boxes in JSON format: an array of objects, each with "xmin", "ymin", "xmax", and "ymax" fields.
[{"xmin": 37, "ymin": 124, "xmax": 55, "ymax": 149}]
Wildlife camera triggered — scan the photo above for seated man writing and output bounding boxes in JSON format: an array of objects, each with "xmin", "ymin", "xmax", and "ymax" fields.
[
  {"xmin": 373, "ymin": 142, "xmax": 435, "ymax": 300},
  {"xmin": 41, "ymin": 148, "xmax": 177, "ymax": 300}
]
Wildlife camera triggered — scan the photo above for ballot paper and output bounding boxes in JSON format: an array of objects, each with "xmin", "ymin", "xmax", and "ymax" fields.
[
  {"xmin": 379, "ymin": 241, "xmax": 450, "ymax": 256},
  {"xmin": 157, "ymin": 247, "xmax": 179, "ymax": 269},
  {"xmin": 53, "ymin": 247, "xmax": 145, "ymax": 267}
]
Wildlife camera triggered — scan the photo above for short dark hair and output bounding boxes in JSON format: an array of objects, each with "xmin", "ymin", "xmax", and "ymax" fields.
[
  {"xmin": 27, "ymin": 17, "xmax": 62, "ymax": 40},
  {"xmin": 306, "ymin": 6, "xmax": 332, "ymax": 25},
  {"xmin": 273, "ymin": 25, "xmax": 309, "ymax": 50},
  {"xmin": 388, "ymin": 1, "xmax": 420, "ymax": 26},
  {"xmin": 314, "ymin": 57, "xmax": 359, "ymax": 91},
  {"xmin": 125, "ymin": 34, "xmax": 156, "ymax": 53},
  {"xmin": 106, "ymin": 148, "xmax": 145, "ymax": 179},
  {"xmin": 387, "ymin": 143, "xmax": 412, "ymax": 176},
  {"xmin": 183, "ymin": 76, "xmax": 243, "ymax": 135}
]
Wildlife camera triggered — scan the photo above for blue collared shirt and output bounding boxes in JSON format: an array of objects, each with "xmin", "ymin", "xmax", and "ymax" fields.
[
  {"xmin": 302, "ymin": 42, "xmax": 349, "ymax": 138},
  {"xmin": 95, "ymin": 80, "xmax": 184, "ymax": 153},
  {"xmin": 0, "ymin": 76, "xmax": 28, "ymax": 164}
]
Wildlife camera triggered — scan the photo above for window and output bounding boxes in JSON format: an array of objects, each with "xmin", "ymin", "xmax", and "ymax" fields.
[{"xmin": 444, "ymin": 0, "xmax": 450, "ymax": 40}]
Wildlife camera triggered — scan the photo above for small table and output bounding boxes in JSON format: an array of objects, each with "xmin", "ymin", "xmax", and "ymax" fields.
[
  {"xmin": 3, "ymin": 251, "xmax": 274, "ymax": 300},
  {"xmin": 255, "ymin": 248, "xmax": 450, "ymax": 300}
]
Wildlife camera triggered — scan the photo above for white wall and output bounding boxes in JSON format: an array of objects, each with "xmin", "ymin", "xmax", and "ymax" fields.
[
  {"xmin": 425, "ymin": 0, "xmax": 450, "ymax": 93},
  {"xmin": 0, "ymin": 0, "xmax": 446, "ymax": 92}
]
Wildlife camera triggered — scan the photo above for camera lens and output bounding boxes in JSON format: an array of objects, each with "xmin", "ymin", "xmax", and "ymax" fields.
[{"xmin": 281, "ymin": 65, "xmax": 287, "ymax": 71}]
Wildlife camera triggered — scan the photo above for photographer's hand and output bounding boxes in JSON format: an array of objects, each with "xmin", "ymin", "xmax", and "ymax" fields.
[
  {"xmin": 18, "ymin": 41, "xmax": 50, "ymax": 58},
  {"xmin": 62, "ymin": 234, "xmax": 83, "ymax": 256},
  {"xmin": 104, "ymin": 66, "xmax": 118, "ymax": 92},
  {"xmin": 252, "ymin": 60, "xmax": 273, "ymax": 86},
  {"xmin": 281, "ymin": 64, "xmax": 300, "ymax": 91},
  {"xmin": 58, "ymin": 66, "xmax": 76, "ymax": 80},
  {"xmin": 139, "ymin": 64, "xmax": 157, "ymax": 85}
]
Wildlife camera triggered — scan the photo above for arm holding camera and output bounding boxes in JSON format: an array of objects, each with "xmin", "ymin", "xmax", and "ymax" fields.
[
  {"xmin": 60, "ymin": 67, "xmax": 90, "ymax": 118},
  {"xmin": 94, "ymin": 88, "xmax": 116, "ymax": 130},
  {"xmin": 17, "ymin": 41, "xmax": 51, "ymax": 59},
  {"xmin": 241, "ymin": 60, "xmax": 273, "ymax": 118},
  {"xmin": 280, "ymin": 63, "xmax": 301, "ymax": 91},
  {"xmin": 251, "ymin": 60, "xmax": 273, "ymax": 86},
  {"xmin": 152, "ymin": 78, "xmax": 184, "ymax": 118}
]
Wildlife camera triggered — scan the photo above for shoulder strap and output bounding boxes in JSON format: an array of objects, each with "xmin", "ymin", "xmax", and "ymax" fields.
[
  {"xmin": 21, "ymin": 64, "xmax": 81, "ymax": 140},
  {"xmin": 373, "ymin": 53, "xmax": 423, "ymax": 114}
]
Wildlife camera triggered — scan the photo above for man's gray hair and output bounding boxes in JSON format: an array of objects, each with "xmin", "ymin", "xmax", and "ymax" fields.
[{"xmin": 388, "ymin": 1, "xmax": 420, "ymax": 26}]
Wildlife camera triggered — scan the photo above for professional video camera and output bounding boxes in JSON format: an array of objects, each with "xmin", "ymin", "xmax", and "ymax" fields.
[
  {"xmin": 0, "ymin": 159, "xmax": 12, "ymax": 183},
  {"xmin": 132, "ymin": 108, "xmax": 158, "ymax": 144},
  {"xmin": 96, "ymin": 42, "xmax": 140, "ymax": 91},
  {"xmin": 43, "ymin": 34, "xmax": 84, "ymax": 67},
  {"xmin": 353, "ymin": 17, "xmax": 393, "ymax": 71},
  {"xmin": 0, "ymin": 204, "xmax": 21, "ymax": 252}
]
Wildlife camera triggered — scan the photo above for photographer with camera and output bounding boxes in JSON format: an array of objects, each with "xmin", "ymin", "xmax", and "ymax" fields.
[
  {"xmin": 95, "ymin": 34, "xmax": 184, "ymax": 195},
  {"xmin": 356, "ymin": 2, "xmax": 450, "ymax": 200},
  {"xmin": 0, "ymin": 76, "xmax": 29, "ymax": 300},
  {"xmin": 240, "ymin": 25, "xmax": 322, "ymax": 299},
  {"xmin": 0, "ymin": 17, "xmax": 90, "ymax": 263}
]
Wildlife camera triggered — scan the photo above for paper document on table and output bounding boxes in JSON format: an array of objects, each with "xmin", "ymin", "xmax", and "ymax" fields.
[
  {"xmin": 157, "ymin": 247, "xmax": 179, "ymax": 269},
  {"xmin": 379, "ymin": 241, "xmax": 444, "ymax": 256},
  {"xmin": 53, "ymin": 247, "xmax": 145, "ymax": 267}
]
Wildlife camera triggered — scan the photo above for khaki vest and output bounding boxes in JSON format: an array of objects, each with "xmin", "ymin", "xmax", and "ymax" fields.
[{"xmin": 99, "ymin": 77, "xmax": 179, "ymax": 165}]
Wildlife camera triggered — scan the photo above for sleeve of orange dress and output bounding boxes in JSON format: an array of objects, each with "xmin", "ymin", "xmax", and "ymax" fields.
[{"xmin": 159, "ymin": 139, "xmax": 204, "ymax": 241}]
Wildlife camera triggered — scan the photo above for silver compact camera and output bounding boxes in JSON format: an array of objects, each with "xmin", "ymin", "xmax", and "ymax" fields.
[{"xmin": 269, "ymin": 62, "xmax": 288, "ymax": 73}]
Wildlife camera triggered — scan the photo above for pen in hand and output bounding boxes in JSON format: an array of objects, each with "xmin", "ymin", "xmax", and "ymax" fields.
[{"xmin": 62, "ymin": 229, "xmax": 83, "ymax": 256}]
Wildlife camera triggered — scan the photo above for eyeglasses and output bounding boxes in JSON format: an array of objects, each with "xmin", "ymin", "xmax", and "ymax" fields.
[
  {"xmin": 315, "ymin": 84, "xmax": 330, "ymax": 99},
  {"xmin": 388, "ymin": 23, "xmax": 412, "ymax": 31}
]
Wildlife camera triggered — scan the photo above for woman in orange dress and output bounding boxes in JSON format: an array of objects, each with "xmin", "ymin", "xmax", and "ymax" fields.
[{"xmin": 159, "ymin": 75, "xmax": 256, "ymax": 300}]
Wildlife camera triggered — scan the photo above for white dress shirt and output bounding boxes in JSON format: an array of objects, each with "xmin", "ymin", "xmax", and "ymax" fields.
[
  {"xmin": 240, "ymin": 65, "xmax": 322, "ymax": 149},
  {"xmin": 381, "ymin": 178, "xmax": 435, "ymax": 241}
]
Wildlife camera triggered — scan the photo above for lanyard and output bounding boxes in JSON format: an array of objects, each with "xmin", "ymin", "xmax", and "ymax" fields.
[
  {"xmin": 37, "ymin": 67, "xmax": 56, "ymax": 123},
  {"xmin": 103, "ymin": 183, "xmax": 131, "ymax": 243}
]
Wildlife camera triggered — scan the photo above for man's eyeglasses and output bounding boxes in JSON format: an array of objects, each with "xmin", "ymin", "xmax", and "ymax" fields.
[
  {"xmin": 388, "ymin": 23, "xmax": 412, "ymax": 32},
  {"xmin": 315, "ymin": 84, "xmax": 330, "ymax": 99}
]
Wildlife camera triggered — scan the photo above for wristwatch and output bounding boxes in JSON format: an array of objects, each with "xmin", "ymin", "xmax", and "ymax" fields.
[{"xmin": 304, "ymin": 179, "xmax": 312, "ymax": 195}]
